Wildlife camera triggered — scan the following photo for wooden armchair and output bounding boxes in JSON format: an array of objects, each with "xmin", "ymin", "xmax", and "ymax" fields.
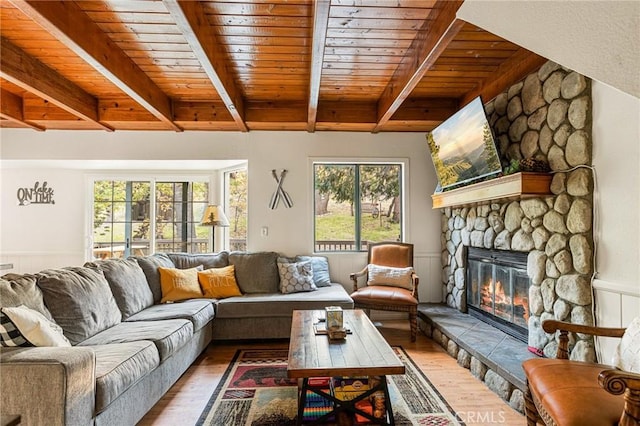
[
  {"xmin": 522, "ymin": 319, "xmax": 640, "ymax": 426},
  {"xmin": 349, "ymin": 242, "xmax": 419, "ymax": 341}
]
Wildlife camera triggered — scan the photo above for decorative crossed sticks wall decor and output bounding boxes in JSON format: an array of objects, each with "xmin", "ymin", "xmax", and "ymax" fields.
[{"xmin": 269, "ymin": 169, "xmax": 293, "ymax": 209}]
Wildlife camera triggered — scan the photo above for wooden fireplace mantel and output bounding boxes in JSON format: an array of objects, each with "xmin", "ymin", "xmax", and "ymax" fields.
[{"xmin": 431, "ymin": 172, "xmax": 553, "ymax": 209}]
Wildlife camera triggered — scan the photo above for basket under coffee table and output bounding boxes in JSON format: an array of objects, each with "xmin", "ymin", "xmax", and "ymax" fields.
[{"xmin": 287, "ymin": 309, "xmax": 405, "ymax": 425}]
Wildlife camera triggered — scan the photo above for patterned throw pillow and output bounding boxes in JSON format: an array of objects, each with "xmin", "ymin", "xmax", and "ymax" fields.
[
  {"xmin": 0, "ymin": 309, "xmax": 33, "ymax": 347},
  {"xmin": 613, "ymin": 316, "xmax": 640, "ymax": 373},
  {"xmin": 296, "ymin": 255, "xmax": 332, "ymax": 287},
  {"xmin": 158, "ymin": 267, "xmax": 203, "ymax": 303},
  {"xmin": 367, "ymin": 264, "xmax": 414, "ymax": 290},
  {"xmin": 198, "ymin": 265, "xmax": 242, "ymax": 299},
  {"xmin": 277, "ymin": 260, "xmax": 316, "ymax": 294},
  {"xmin": 0, "ymin": 305, "xmax": 71, "ymax": 347}
]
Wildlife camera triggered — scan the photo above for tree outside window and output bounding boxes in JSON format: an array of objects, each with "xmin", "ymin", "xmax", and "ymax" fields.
[{"xmin": 314, "ymin": 163, "xmax": 403, "ymax": 252}]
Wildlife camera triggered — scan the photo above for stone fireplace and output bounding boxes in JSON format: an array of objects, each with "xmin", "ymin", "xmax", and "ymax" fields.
[
  {"xmin": 466, "ymin": 248, "xmax": 530, "ymax": 343},
  {"xmin": 440, "ymin": 61, "xmax": 596, "ymax": 362}
]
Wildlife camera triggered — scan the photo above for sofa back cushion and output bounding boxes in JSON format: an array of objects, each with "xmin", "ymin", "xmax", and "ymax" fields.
[
  {"xmin": 229, "ymin": 251, "xmax": 279, "ymax": 294},
  {"xmin": 0, "ymin": 273, "xmax": 54, "ymax": 321},
  {"xmin": 131, "ymin": 254, "xmax": 175, "ymax": 303},
  {"xmin": 167, "ymin": 252, "xmax": 229, "ymax": 270},
  {"xmin": 36, "ymin": 267, "xmax": 122, "ymax": 345},
  {"xmin": 85, "ymin": 258, "xmax": 154, "ymax": 320}
]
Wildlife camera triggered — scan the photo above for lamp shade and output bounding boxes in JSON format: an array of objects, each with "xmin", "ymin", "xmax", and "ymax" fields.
[{"xmin": 200, "ymin": 205, "xmax": 230, "ymax": 227}]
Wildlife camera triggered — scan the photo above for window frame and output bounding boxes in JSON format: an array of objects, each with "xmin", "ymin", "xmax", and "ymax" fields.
[
  {"xmin": 309, "ymin": 157, "xmax": 409, "ymax": 253},
  {"xmin": 222, "ymin": 165, "xmax": 248, "ymax": 252},
  {"xmin": 86, "ymin": 173, "xmax": 213, "ymax": 261}
]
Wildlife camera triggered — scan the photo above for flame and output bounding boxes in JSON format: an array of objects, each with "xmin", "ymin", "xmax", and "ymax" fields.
[{"xmin": 480, "ymin": 278, "xmax": 529, "ymax": 323}]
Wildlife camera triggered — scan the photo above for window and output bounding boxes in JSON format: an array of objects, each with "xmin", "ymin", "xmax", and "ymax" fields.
[
  {"xmin": 92, "ymin": 179, "xmax": 209, "ymax": 259},
  {"xmin": 224, "ymin": 168, "xmax": 248, "ymax": 251},
  {"xmin": 154, "ymin": 181, "xmax": 209, "ymax": 253},
  {"xmin": 314, "ymin": 163, "xmax": 404, "ymax": 252}
]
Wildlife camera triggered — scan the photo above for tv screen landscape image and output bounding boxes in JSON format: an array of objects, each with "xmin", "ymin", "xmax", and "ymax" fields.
[{"xmin": 426, "ymin": 97, "xmax": 502, "ymax": 191}]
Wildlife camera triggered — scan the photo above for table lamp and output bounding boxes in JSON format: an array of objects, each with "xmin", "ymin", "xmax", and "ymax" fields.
[{"xmin": 200, "ymin": 205, "xmax": 230, "ymax": 252}]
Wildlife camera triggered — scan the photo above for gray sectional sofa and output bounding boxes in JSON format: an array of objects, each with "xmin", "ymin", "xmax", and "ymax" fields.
[{"xmin": 0, "ymin": 251, "xmax": 353, "ymax": 425}]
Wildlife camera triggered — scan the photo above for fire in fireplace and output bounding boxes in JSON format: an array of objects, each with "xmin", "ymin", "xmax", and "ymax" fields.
[{"xmin": 466, "ymin": 248, "xmax": 530, "ymax": 342}]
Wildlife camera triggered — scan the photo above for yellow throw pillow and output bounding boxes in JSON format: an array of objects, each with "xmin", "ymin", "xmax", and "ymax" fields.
[
  {"xmin": 198, "ymin": 265, "xmax": 242, "ymax": 299},
  {"xmin": 159, "ymin": 267, "xmax": 203, "ymax": 303}
]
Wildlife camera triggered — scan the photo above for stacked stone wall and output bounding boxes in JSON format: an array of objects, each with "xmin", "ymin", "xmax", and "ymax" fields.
[{"xmin": 440, "ymin": 61, "xmax": 595, "ymax": 361}]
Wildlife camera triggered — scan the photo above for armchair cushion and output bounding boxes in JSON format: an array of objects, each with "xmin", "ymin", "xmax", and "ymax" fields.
[
  {"xmin": 367, "ymin": 264, "xmax": 413, "ymax": 290},
  {"xmin": 523, "ymin": 358, "xmax": 624, "ymax": 425},
  {"xmin": 351, "ymin": 286, "xmax": 417, "ymax": 306},
  {"xmin": 613, "ymin": 316, "xmax": 640, "ymax": 373}
]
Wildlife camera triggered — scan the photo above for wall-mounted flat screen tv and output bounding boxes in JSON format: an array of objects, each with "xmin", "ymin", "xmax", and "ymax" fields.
[{"xmin": 426, "ymin": 96, "xmax": 502, "ymax": 191}]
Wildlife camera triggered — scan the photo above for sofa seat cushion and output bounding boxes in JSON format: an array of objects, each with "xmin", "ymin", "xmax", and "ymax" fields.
[
  {"xmin": 125, "ymin": 300, "xmax": 214, "ymax": 332},
  {"xmin": 78, "ymin": 319, "xmax": 193, "ymax": 361},
  {"xmin": 523, "ymin": 358, "xmax": 624, "ymax": 426},
  {"xmin": 92, "ymin": 341, "xmax": 160, "ymax": 413},
  {"xmin": 215, "ymin": 283, "xmax": 353, "ymax": 319}
]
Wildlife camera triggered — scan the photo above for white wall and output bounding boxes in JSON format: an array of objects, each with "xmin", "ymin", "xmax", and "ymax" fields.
[
  {"xmin": 457, "ymin": 0, "xmax": 640, "ymax": 98},
  {"xmin": 0, "ymin": 130, "xmax": 443, "ymax": 302},
  {"xmin": 591, "ymin": 81, "xmax": 640, "ymax": 362}
]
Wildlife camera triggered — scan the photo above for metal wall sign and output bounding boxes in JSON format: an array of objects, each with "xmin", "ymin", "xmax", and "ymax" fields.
[{"xmin": 17, "ymin": 181, "xmax": 55, "ymax": 206}]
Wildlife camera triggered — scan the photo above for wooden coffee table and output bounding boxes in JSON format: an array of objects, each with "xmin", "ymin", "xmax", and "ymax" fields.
[{"xmin": 287, "ymin": 309, "xmax": 405, "ymax": 425}]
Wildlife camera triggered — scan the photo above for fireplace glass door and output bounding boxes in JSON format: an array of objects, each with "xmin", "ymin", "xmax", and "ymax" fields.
[{"xmin": 467, "ymin": 248, "xmax": 530, "ymax": 341}]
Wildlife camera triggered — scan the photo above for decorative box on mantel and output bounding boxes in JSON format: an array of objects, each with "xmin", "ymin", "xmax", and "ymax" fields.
[{"xmin": 431, "ymin": 172, "xmax": 552, "ymax": 209}]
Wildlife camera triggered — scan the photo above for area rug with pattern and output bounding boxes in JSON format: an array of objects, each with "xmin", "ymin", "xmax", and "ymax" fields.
[{"xmin": 196, "ymin": 347, "xmax": 464, "ymax": 426}]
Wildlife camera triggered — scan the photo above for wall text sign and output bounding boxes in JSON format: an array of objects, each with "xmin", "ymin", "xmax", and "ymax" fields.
[{"xmin": 17, "ymin": 181, "xmax": 55, "ymax": 206}]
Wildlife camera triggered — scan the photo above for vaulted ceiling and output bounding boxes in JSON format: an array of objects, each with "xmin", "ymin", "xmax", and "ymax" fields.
[{"xmin": 0, "ymin": 0, "xmax": 546, "ymax": 132}]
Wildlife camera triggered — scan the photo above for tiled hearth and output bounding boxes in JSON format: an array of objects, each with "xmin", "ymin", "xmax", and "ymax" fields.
[{"xmin": 418, "ymin": 303, "xmax": 537, "ymax": 413}]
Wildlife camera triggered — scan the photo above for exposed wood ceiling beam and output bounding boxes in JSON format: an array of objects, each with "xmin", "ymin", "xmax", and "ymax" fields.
[
  {"xmin": 460, "ymin": 48, "xmax": 548, "ymax": 106},
  {"xmin": 0, "ymin": 88, "xmax": 44, "ymax": 131},
  {"xmin": 307, "ymin": 0, "xmax": 331, "ymax": 133},
  {"xmin": 164, "ymin": 0, "xmax": 247, "ymax": 132},
  {"xmin": 374, "ymin": 0, "xmax": 464, "ymax": 132},
  {"xmin": 0, "ymin": 37, "xmax": 110, "ymax": 131},
  {"xmin": 9, "ymin": 0, "xmax": 181, "ymax": 131}
]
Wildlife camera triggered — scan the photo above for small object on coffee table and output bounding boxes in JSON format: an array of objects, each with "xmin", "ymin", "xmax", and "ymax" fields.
[
  {"xmin": 328, "ymin": 326, "xmax": 347, "ymax": 340},
  {"xmin": 325, "ymin": 306, "xmax": 343, "ymax": 330}
]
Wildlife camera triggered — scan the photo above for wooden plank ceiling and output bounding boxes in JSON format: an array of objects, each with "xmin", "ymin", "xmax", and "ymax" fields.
[{"xmin": 0, "ymin": 0, "xmax": 546, "ymax": 132}]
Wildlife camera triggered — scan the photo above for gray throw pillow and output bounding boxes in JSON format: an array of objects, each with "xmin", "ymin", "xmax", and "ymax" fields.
[
  {"xmin": 36, "ymin": 267, "xmax": 122, "ymax": 345},
  {"xmin": 296, "ymin": 255, "xmax": 332, "ymax": 287},
  {"xmin": 0, "ymin": 273, "xmax": 54, "ymax": 321},
  {"xmin": 84, "ymin": 259, "xmax": 154, "ymax": 320},
  {"xmin": 229, "ymin": 251, "xmax": 279, "ymax": 294},
  {"xmin": 167, "ymin": 252, "xmax": 229, "ymax": 270},
  {"xmin": 131, "ymin": 254, "xmax": 175, "ymax": 303}
]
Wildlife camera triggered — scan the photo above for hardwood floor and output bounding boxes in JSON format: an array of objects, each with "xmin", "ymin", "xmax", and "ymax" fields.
[{"xmin": 138, "ymin": 320, "xmax": 525, "ymax": 425}]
